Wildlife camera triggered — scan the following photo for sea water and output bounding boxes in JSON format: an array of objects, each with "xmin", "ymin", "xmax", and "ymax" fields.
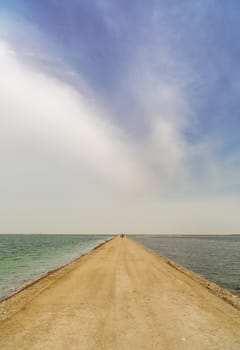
[
  {"xmin": 0, "ymin": 234, "xmax": 110, "ymax": 301},
  {"xmin": 1, "ymin": 234, "xmax": 239, "ymax": 301},
  {"xmin": 133, "ymin": 235, "xmax": 240, "ymax": 296}
]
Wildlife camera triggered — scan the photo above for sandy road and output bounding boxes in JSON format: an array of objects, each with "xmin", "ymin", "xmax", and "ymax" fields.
[{"xmin": 0, "ymin": 236, "xmax": 240, "ymax": 349}]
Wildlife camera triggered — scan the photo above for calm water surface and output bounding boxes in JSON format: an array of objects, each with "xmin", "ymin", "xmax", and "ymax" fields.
[
  {"xmin": 1, "ymin": 234, "xmax": 239, "ymax": 301},
  {"xmin": 0, "ymin": 234, "xmax": 110, "ymax": 301},
  {"xmin": 133, "ymin": 235, "xmax": 240, "ymax": 296}
]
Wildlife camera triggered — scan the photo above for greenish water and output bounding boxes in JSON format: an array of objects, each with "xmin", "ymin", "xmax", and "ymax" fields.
[
  {"xmin": 132, "ymin": 235, "xmax": 240, "ymax": 296},
  {"xmin": 0, "ymin": 234, "xmax": 110, "ymax": 301},
  {"xmin": 1, "ymin": 234, "xmax": 239, "ymax": 301}
]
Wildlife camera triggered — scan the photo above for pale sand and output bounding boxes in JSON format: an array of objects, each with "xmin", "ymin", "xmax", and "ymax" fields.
[{"xmin": 0, "ymin": 236, "xmax": 240, "ymax": 349}]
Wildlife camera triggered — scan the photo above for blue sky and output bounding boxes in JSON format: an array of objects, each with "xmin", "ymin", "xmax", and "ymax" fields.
[{"xmin": 0, "ymin": 1, "xmax": 240, "ymax": 233}]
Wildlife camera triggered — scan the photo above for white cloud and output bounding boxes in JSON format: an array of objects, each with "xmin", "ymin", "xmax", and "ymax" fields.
[
  {"xmin": 0, "ymin": 40, "xmax": 152, "ymax": 194},
  {"xmin": 0, "ymin": 32, "xmax": 240, "ymax": 234},
  {"xmin": 119, "ymin": 45, "xmax": 193, "ymax": 190}
]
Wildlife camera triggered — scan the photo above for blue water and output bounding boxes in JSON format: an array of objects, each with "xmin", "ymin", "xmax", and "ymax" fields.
[
  {"xmin": 0, "ymin": 234, "xmax": 110, "ymax": 301},
  {"xmin": 132, "ymin": 235, "xmax": 240, "ymax": 296},
  {"xmin": 1, "ymin": 234, "xmax": 239, "ymax": 301}
]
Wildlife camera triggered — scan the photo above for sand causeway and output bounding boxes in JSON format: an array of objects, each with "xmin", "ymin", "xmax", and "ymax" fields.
[{"xmin": 0, "ymin": 236, "xmax": 240, "ymax": 349}]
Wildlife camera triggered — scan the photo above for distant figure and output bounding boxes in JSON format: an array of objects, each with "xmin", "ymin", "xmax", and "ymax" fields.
[{"xmin": 120, "ymin": 234, "xmax": 124, "ymax": 238}]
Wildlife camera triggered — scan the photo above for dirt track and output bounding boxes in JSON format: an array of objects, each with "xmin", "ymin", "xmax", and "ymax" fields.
[{"xmin": 0, "ymin": 236, "xmax": 240, "ymax": 349}]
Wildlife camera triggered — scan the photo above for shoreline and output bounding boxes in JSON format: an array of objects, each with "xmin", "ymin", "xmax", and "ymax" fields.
[
  {"xmin": 132, "ymin": 239, "xmax": 240, "ymax": 311},
  {"xmin": 0, "ymin": 236, "xmax": 240, "ymax": 321},
  {"xmin": 1, "ymin": 235, "xmax": 239, "ymax": 318},
  {"xmin": 1, "ymin": 236, "xmax": 240, "ymax": 349},
  {"xmin": 0, "ymin": 236, "xmax": 114, "ymax": 319}
]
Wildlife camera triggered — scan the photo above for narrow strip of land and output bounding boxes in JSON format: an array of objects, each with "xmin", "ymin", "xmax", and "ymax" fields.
[{"xmin": 0, "ymin": 236, "xmax": 240, "ymax": 349}]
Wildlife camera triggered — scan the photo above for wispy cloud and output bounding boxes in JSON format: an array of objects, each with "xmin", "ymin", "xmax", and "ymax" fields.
[
  {"xmin": 0, "ymin": 40, "xmax": 153, "ymax": 194},
  {"xmin": 1, "ymin": 27, "xmax": 239, "ymax": 197},
  {"xmin": 1, "ymin": 3, "xmax": 240, "ymax": 234}
]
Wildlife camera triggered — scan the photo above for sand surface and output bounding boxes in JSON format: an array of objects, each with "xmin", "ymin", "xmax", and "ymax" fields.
[{"xmin": 0, "ymin": 236, "xmax": 240, "ymax": 349}]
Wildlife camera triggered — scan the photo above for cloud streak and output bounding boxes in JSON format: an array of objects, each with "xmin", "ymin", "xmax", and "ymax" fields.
[
  {"xmin": 1, "ymin": 2, "xmax": 240, "ymax": 234},
  {"xmin": 0, "ymin": 40, "xmax": 153, "ymax": 194},
  {"xmin": 0, "ymin": 33, "xmax": 195, "ymax": 196}
]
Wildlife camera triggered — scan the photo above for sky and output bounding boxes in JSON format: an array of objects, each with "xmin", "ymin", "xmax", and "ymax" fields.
[{"xmin": 0, "ymin": 0, "xmax": 240, "ymax": 234}]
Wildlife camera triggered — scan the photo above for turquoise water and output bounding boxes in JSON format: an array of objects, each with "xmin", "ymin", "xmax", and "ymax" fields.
[
  {"xmin": 1, "ymin": 234, "xmax": 239, "ymax": 301},
  {"xmin": 0, "ymin": 234, "xmax": 110, "ymax": 301},
  {"xmin": 132, "ymin": 235, "xmax": 240, "ymax": 296}
]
